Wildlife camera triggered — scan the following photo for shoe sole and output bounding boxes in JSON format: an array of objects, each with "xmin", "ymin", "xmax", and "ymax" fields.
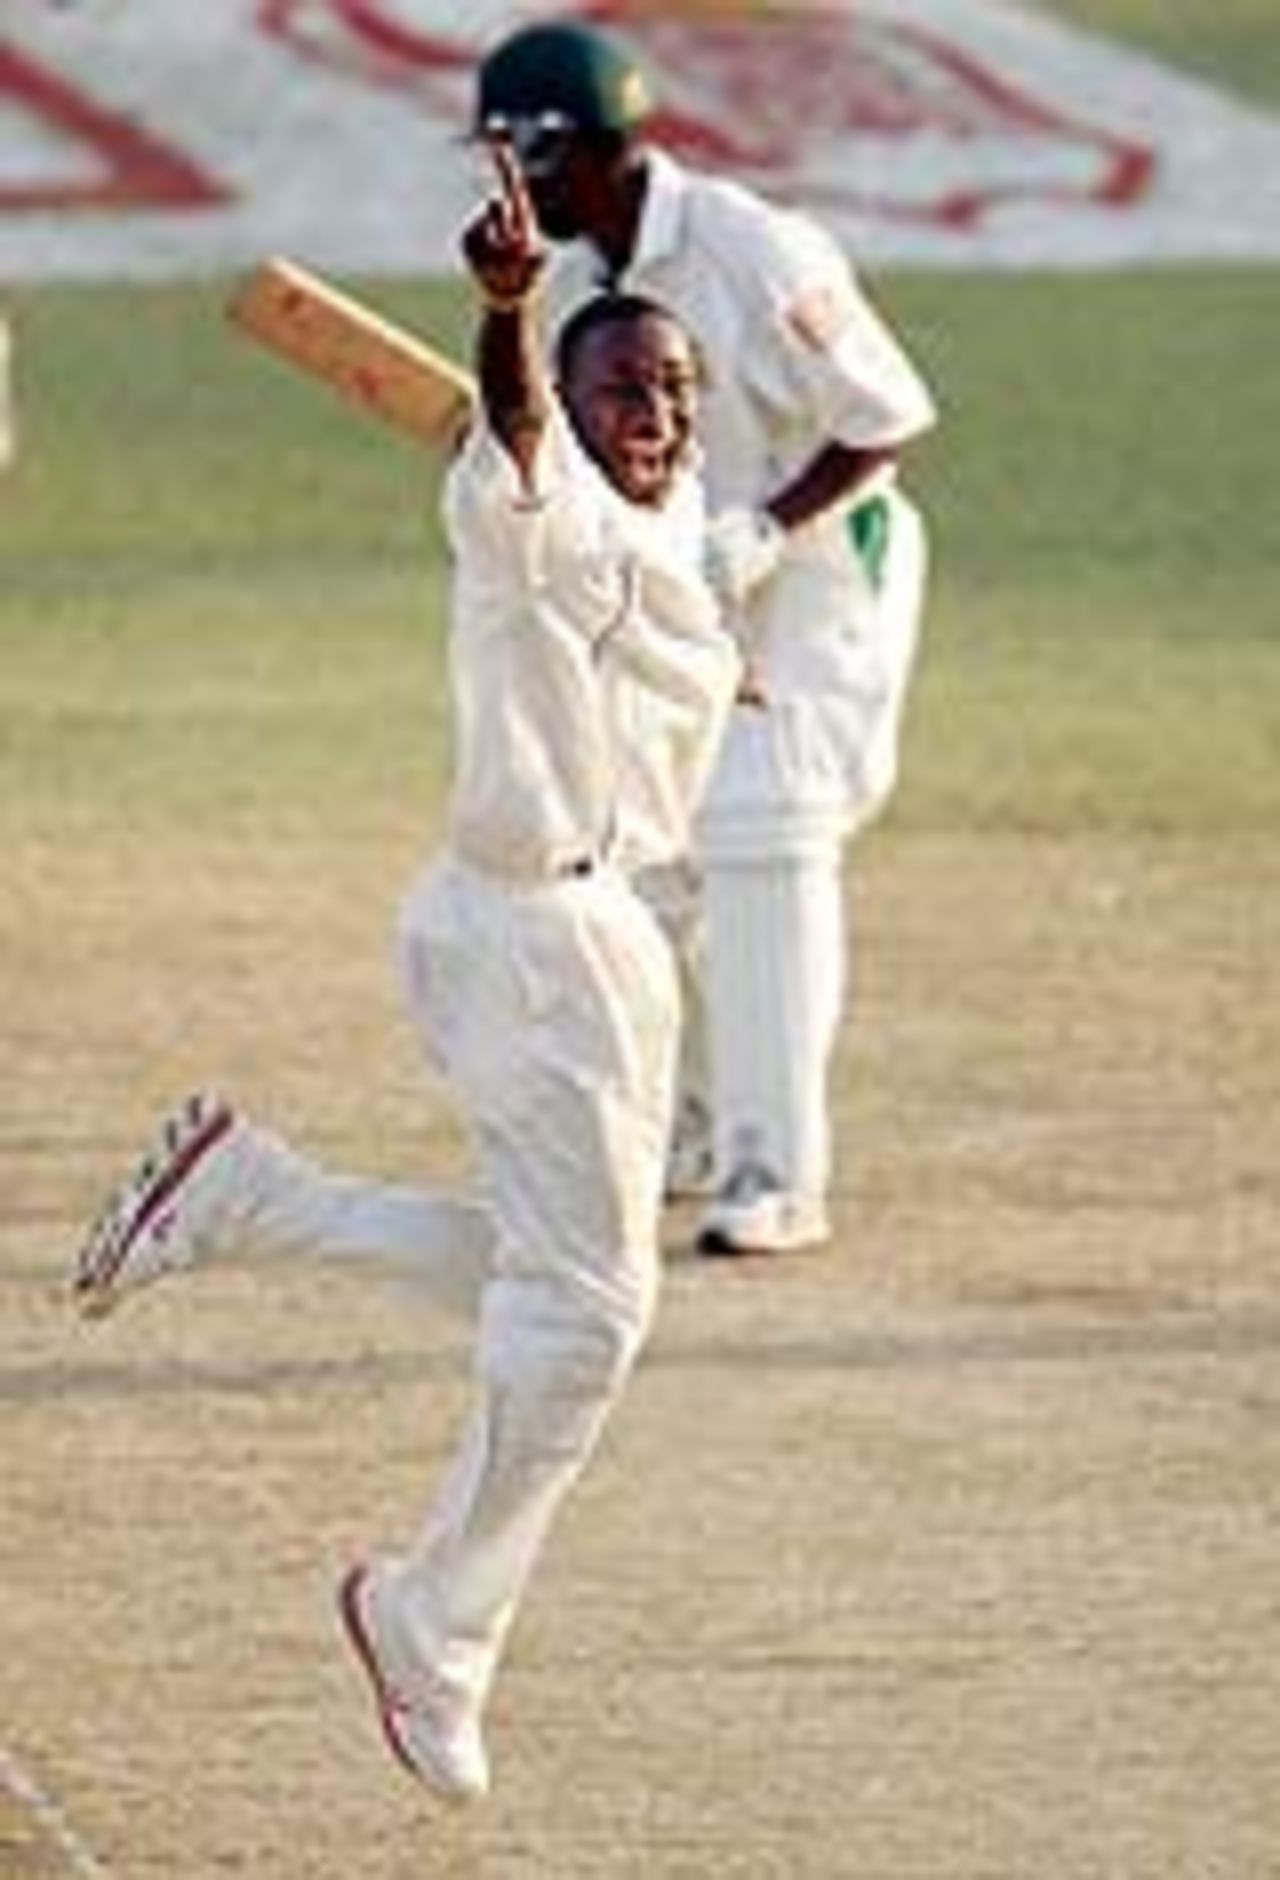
[
  {"xmin": 697, "ymin": 1226, "xmax": 779, "ymax": 1259},
  {"xmin": 337, "ymin": 1564, "xmax": 477, "ymax": 1804},
  {"xmin": 697, "ymin": 1216, "xmax": 830, "ymax": 1259},
  {"xmin": 72, "ymin": 1095, "xmax": 234, "ymax": 1319}
]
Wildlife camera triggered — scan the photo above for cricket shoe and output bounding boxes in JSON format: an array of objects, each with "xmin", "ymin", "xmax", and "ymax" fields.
[
  {"xmin": 338, "ymin": 1560, "xmax": 490, "ymax": 1805},
  {"xmin": 696, "ymin": 1160, "xmax": 829, "ymax": 1259},
  {"xmin": 72, "ymin": 1092, "xmax": 240, "ymax": 1319}
]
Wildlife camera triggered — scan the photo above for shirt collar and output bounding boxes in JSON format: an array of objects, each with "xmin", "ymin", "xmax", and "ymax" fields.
[
  {"xmin": 629, "ymin": 149, "xmax": 686, "ymax": 274},
  {"xmin": 586, "ymin": 147, "xmax": 687, "ymax": 287}
]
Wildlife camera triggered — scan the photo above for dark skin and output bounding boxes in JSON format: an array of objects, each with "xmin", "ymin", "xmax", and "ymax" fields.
[
  {"xmin": 461, "ymin": 137, "xmax": 700, "ymax": 508},
  {"xmin": 515, "ymin": 130, "xmax": 899, "ymax": 533},
  {"xmin": 559, "ymin": 316, "xmax": 701, "ymax": 509},
  {"xmin": 460, "ymin": 137, "xmax": 549, "ymax": 485}
]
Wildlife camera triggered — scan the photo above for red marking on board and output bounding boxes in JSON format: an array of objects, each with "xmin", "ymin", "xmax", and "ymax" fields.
[
  {"xmin": 259, "ymin": 0, "xmax": 1155, "ymax": 229},
  {"xmin": 0, "ymin": 42, "xmax": 226, "ymax": 211},
  {"xmin": 583, "ymin": 5, "xmax": 1156, "ymax": 225},
  {"xmin": 258, "ymin": 0, "xmax": 469, "ymax": 94}
]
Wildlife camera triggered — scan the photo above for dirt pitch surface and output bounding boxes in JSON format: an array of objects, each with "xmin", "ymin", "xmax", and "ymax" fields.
[{"xmin": 4, "ymin": 822, "xmax": 1277, "ymax": 1878}]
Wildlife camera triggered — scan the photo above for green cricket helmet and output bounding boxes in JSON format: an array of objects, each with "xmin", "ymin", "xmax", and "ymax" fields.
[{"xmin": 475, "ymin": 20, "xmax": 653, "ymax": 153}]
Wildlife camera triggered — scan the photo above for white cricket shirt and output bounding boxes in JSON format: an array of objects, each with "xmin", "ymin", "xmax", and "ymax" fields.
[
  {"xmin": 441, "ymin": 406, "xmax": 738, "ymax": 884},
  {"xmin": 544, "ymin": 148, "xmax": 937, "ymax": 517}
]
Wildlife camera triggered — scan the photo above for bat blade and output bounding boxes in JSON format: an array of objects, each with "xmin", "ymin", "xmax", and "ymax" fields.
[{"xmin": 226, "ymin": 257, "xmax": 475, "ymax": 448}]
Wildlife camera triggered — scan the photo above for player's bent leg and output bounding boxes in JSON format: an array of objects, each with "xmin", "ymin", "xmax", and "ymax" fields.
[
  {"xmin": 383, "ymin": 1261, "xmax": 654, "ymax": 1743},
  {"xmin": 382, "ymin": 1035, "xmax": 666, "ymax": 1723},
  {"xmin": 72, "ymin": 1093, "xmax": 495, "ymax": 1321},
  {"xmin": 337, "ymin": 1270, "xmax": 648, "ymax": 1804},
  {"xmin": 357, "ymin": 862, "xmax": 672, "ymax": 1785},
  {"xmin": 206, "ymin": 1132, "xmax": 494, "ymax": 1317}
]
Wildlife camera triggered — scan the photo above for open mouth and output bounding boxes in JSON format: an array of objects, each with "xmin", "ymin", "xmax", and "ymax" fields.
[{"xmin": 616, "ymin": 438, "xmax": 674, "ymax": 498}]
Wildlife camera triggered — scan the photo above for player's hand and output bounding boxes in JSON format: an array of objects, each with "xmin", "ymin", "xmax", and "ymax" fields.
[
  {"xmin": 703, "ymin": 506, "xmax": 786, "ymax": 609},
  {"xmin": 461, "ymin": 133, "xmax": 546, "ymax": 309}
]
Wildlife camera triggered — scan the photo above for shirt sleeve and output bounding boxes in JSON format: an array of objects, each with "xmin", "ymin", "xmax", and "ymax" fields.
[
  {"xmin": 443, "ymin": 404, "xmax": 578, "ymax": 547},
  {"xmin": 733, "ymin": 203, "xmax": 937, "ymax": 451},
  {"xmin": 443, "ymin": 407, "xmax": 628, "ymax": 644}
]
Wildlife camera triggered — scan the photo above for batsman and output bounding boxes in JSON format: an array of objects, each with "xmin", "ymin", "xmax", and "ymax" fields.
[{"xmin": 474, "ymin": 21, "xmax": 938, "ymax": 1256}]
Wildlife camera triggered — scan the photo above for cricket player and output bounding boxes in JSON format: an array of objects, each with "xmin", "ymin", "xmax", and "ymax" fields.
[
  {"xmin": 474, "ymin": 20, "xmax": 938, "ymax": 1255},
  {"xmin": 71, "ymin": 143, "xmax": 738, "ymax": 1803}
]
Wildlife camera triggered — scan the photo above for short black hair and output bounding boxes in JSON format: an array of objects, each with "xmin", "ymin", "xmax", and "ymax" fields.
[{"xmin": 555, "ymin": 291, "xmax": 699, "ymax": 384}]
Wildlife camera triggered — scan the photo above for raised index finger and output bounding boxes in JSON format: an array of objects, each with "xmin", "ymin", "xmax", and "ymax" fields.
[{"xmin": 485, "ymin": 131, "xmax": 537, "ymax": 239}]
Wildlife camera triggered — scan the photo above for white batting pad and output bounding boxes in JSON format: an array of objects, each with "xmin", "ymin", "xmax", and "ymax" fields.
[{"xmin": 702, "ymin": 846, "xmax": 845, "ymax": 1205}]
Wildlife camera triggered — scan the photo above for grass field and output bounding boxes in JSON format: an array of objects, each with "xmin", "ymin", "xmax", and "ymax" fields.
[{"xmin": 3, "ymin": 8, "xmax": 1280, "ymax": 1876}]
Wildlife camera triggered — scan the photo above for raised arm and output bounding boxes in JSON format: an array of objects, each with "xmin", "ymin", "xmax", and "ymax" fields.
[{"xmin": 459, "ymin": 135, "xmax": 548, "ymax": 485}]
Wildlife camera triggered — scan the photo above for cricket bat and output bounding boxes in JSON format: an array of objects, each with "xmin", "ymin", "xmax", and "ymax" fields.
[{"xmin": 226, "ymin": 257, "xmax": 475, "ymax": 448}]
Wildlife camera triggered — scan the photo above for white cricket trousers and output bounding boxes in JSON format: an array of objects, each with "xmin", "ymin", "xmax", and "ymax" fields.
[{"xmin": 213, "ymin": 855, "xmax": 679, "ymax": 1714}]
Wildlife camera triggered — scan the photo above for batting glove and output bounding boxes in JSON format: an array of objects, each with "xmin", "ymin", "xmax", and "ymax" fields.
[{"xmin": 703, "ymin": 507, "xmax": 786, "ymax": 610}]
